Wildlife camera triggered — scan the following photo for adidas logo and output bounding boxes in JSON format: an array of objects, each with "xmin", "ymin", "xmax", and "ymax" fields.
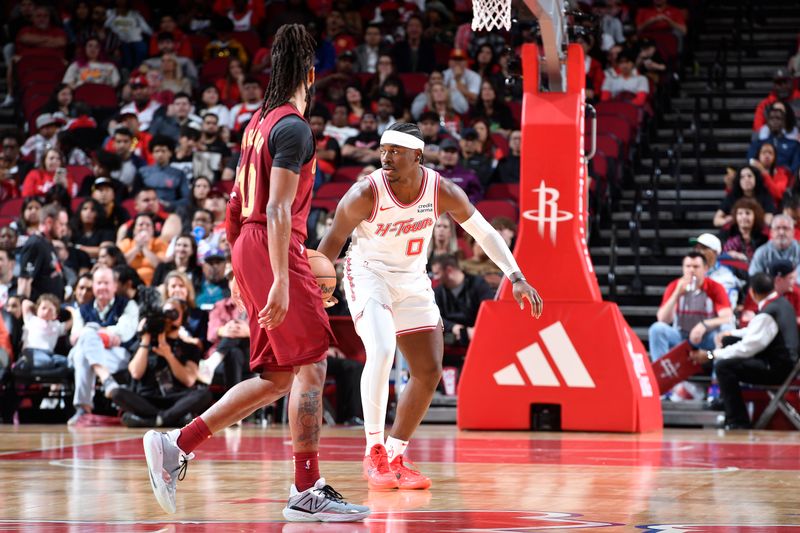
[{"xmin": 493, "ymin": 322, "xmax": 595, "ymax": 388}]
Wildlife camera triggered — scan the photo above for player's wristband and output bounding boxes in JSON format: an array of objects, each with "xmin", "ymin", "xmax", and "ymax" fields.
[{"xmin": 139, "ymin": 344, "xmax": 151, "ymax": 350}]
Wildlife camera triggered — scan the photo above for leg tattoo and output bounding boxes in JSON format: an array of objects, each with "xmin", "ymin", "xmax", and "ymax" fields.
[{"xmin": 296, "ymin": 390, "xmax": 321, "ymax": 447}]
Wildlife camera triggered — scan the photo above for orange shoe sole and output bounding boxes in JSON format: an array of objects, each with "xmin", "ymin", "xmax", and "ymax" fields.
[{"xmin": 398, "ymin": 477, "xmax": 431, "ymax": 490}]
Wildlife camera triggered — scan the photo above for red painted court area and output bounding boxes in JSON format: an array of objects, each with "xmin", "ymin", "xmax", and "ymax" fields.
[{"xmin": 3, "ymin": 434, "xmax": 800, "ymax": 471}]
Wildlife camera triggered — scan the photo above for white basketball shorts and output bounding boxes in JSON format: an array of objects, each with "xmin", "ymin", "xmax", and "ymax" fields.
[{"xmin": 343, "ymin": 257, "xmax": 441, "ymax": 336}]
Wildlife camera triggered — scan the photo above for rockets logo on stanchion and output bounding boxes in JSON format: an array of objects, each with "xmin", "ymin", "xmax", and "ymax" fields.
[{"xmin": 522, "ymin": 181, "xmax": 574, "ymax": 245}]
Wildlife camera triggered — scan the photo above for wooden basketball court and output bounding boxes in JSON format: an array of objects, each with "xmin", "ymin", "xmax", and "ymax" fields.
[{"xmin": 1, "ymin": 424, "xmax": 799, "ymax": 531}]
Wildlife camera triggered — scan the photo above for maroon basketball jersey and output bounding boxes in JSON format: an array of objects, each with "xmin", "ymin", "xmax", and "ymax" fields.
[{"xmin": 227, "ymin": 104, "xmax": 316, "ymax": 244}]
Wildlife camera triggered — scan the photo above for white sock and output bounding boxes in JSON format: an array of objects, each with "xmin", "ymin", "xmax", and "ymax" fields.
[
  {"xmin": 357, "ymin": 299, "xmax": 397, "ymax": 456},
  {"xmin": 385, "ymin": 436, "xmax": 408, "ymax": 461},
  {"xmin": 364, "ymin": 424, "xmax": 384, "ymax": 455}
]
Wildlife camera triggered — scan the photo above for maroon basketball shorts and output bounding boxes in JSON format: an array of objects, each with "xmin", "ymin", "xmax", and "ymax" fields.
[{"xmin": 232, "ymin": 224, "xmax": 334, "ymax": 373}]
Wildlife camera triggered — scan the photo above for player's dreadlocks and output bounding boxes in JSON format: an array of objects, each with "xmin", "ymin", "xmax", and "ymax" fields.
[{"xmin": 259, "ymin": 24, "xmax": 317, "ymax": 121}]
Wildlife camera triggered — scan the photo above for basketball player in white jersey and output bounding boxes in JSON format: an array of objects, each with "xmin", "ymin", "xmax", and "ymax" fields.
[{"xmin": 318, "ymin": 122, "xmax": 542, "ymax": 489}]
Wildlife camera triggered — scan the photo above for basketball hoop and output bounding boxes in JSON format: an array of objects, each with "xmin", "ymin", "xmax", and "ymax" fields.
[{"xmin": 471, "ymin": 0, "xmax": 512, "ymax": 31}]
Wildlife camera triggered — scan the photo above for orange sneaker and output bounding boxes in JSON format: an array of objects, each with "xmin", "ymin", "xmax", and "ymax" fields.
[
  {"xmin": 389, "ymin": 455, "xmax": 431, "ymax": 490},
  {"xmin": 362, "ymin": 444, "xmax": 399, "ymax": 490}
]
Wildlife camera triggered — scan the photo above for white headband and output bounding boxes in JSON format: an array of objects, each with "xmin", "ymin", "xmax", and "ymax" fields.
[{"xmin": 380, "ymin": 130, "xmax": 425, "ymax": 151}]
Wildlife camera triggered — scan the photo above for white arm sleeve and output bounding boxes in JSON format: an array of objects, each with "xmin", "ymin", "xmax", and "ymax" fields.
[{"xmin": 458, "ymin": 209, "xmax": 521, "ymax": 279}]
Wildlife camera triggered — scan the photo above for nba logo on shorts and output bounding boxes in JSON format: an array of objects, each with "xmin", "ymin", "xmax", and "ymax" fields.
[{"xmin": 522, "ymin": 181, "xmax": 574, "ymax": 245}]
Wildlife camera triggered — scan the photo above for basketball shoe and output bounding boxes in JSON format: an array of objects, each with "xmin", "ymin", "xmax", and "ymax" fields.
[
  {"xmin": 143, "ymin": 429, "xmax": 194, "ymax": 514},
  {"xmin": 389, "ymin": 455, "xmax": 431, "ymax": 490},
  {"xmin": 282, "ymin": 478, "xmax": 371, "ymax": 522},
  {"xmin": 362, "ymin": 444, "xmax": 399, "ymax": 489}
]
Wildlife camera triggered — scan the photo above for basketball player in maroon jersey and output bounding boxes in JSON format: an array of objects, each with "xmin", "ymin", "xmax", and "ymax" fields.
[
  {"xmin": 142, "ymin": 25, "xmax": 369, "ymax": 522},
  {"xmin": 318, "ymin": 122, "xmax": 542, "ymax": 489}
]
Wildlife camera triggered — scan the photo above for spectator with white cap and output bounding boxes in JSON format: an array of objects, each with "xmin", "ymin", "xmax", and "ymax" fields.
[
  {"xmin": 691, "ymin": 232, "xmax": 743, "ymax": 308},
  {"xmin": 20, "ymin": 113, "xmax": 66, "ymax": 165}
]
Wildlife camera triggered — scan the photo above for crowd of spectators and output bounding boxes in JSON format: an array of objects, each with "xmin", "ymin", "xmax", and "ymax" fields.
[
  {"xmin": 0, "ymin": 0, "xmax": 703, "ymax": 424},
  {"xmin": 645, "ymin": 27, "xmax": 800, "ymax": 428}
]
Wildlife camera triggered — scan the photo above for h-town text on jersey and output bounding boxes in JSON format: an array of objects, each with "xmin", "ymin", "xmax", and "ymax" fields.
[{"xmin": 374, "ymin": 218, "xmax": 434, "ymax": 237}]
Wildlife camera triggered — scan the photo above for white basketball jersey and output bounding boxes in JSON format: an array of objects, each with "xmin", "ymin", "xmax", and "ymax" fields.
[{"xmin": 347, "ymin": 167, "xmax": 440, "ymax": 275}]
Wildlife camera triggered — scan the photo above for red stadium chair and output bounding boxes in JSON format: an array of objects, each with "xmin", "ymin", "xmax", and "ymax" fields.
[
  {"xmin": 66, "ymin": 165, "xmax": 92, "ymax": 190},
  {"xmin": 17, "ymin": 56, "xmax": 65, "ymax": 85},
  {"xmin": 317, "ymin": 182, "xmax": 354, "ymax": 199},
  {"xmin": 0, "ymin": 197, "xmax": 24, "ymax": 218},
  {"xmin": 121, "ymin": 198, "xmax": 137, "ymax": 218},
  {"xmin": 475, "ymin": 199, "xmax": 518, "ymax": 222},
  {"xmin": 397, "ymin": 73, "xmax": 428, "ymax": 99},
  {"xmin": 200, "ymin": 57, "xmax": 231, "ymax": 85},
  {"xmin": 222, "ymin": 31, "xmax": 261, "ymax": 57},
  {"xmin": 508, "ymin": 101, "xmax": 522, "ymax": 128},
  {"xmin": 311, "ymin": 198, "xmax": 339, "ymax": 213},
  {"xmin": 74, "ymin": 83, "xmax": 118, "ymax": 108},
  {"xmin": 70, "ymin": 196, "xmax": 86, "ymax": 212},
  {"xmin": 597, "ymin": 116, "xmax": 632, "ymax": 158},
  {"xmin": 331, "ymin": 167, "xmax": 362, "ymax": 183},
  {"xmin": 433, "ymin": 42, "xmax": 453, "ymax": 68},
  {"xmin": 490, "ymin": 133, "xmax": 509, "ymax": 159},
  {"xmin": 485, "ymin": 183, "xmax": 520, "ymax": 203},
  {"xmin": 188, "ymin": 34, "xmax": 211, "ymax": 61},
  {"xmin": 595, "ymin": 101, "xmax": 641, "ymax": 129}
]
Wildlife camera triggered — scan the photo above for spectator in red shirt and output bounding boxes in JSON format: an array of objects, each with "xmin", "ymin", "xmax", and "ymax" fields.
[
  {"xmin": 740, "ymin": 260, "xmax": 800, "ymax": 327},
  {"xmin": 21, "ymin": 148, "xmax": 78, "ymax": 198},
  {"xmin": 601, "ymin": 50, "xmax": 649, "ymax": 107},
  {"xmin": 648, "ymin": 251, "xmax": 733, "ymax": 362},
  {"xmin": 147, "ymin": 14, "xmax": 192, "ymax": 59},
  {"xmin": 15, "ymin": 5, "xmax": 67, "ymax": 58},
  {"xmin": 0, "ymin": 156, "xmax": 20, "ymax": 201},
  {"xmin": 635, "ymin": 0, "xmax": 687, "ymax": 37},
  {"xmin": 752, "ymin": 69, "xmax": 800, "ymax": 133},
  {"xmin": 750, "ymin": 141, "xmax": 794, "ymax": 207}
]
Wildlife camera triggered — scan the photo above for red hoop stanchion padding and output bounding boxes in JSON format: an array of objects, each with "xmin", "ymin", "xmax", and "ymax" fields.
[
  {"xmin": 457, "ymin": 43, "xmax": 662, "ymax": 432},
  {"xmin": 457, "ymin": 301, "xmax": 661, "ymax": 431}
]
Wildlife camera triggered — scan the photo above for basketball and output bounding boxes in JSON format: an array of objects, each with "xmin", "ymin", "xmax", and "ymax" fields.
[{"xmin": 306, "ymin": 249, "xmax": 337, "ymax": 302}]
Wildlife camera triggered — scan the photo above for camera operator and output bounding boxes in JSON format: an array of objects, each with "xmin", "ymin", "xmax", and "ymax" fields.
[{"xmin": 110, "ymin": 297, "xmax": 213, "ymax": 427}]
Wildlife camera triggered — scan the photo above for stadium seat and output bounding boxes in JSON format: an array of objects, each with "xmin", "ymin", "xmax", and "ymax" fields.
[
  {"xmin": 397, "ymin": 73, "xmax": 428, "ymax": 100},
  {"xmin": 0, "ymin": 198, "xmax": 24, "ymax": 218},
  {"xmin": 508, "ymin": 101, "xmax": 522, "ymax": 128},
  {"xmin": 595, "ymin": 101, "xmax": 641, "ymax": 129},
  {"xmin": 188, "ymin": 34, "xmax": 211, "ymax": 61},
  {"xmin": 66, "ymin": 165, "xmax": 93, "ymax": 190},
  {"xmin": 485, "ymin": 183, "xmax": 520, "ymax": 203},
  {"xmin": 70, "ymin": 196, "xmax": 86, "ymax": 212},
  {"xmin": 490, "ymin": 133, "xmax": 510, "ymax": 159},
  {"xmin": 316, "ymin": 182, "xmax": 354, "ymax": 199},
  {"xmin": 200, "ymin": 57, "xmax": 231, "ymax": 85},
  {"xmin": 331, "ymin": 166, "xmax": 362, "ymax": 183},
  {"xmin": 74, "ymin": 83, "xmax": 118, "ymax": 108},
  {"xmin": 475, "ymin": 199, "xmax": 518, "ymax": 222},
  {"xmin": 121, "ymin": 199, "xmax": 137, "ymax": 218},
  {"xmin": 222, "ymin": 31, "xmax": 261, "ymax": 57},
  {"xmin": 433, "ymin": 42, "xmax": 453, "ymax": 68},
  {"xmin": 311, "ymin": 198, "xmax": 339, "ymax": 213}
]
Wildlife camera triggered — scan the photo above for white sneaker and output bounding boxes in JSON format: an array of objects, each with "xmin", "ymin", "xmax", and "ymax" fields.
[
  {"xmin": 282, "ymin": 478, "xmax": 370, "ymax": 522},
  {"xmin": 197, "ymin": 351, "xmax": 223, "ymax": 384},
  {"xmin": 0, "ymin": 95, "xmax": 13, "ymax": 108},
  {"xmin": 143, "ymin": 429, "xmax": 194, "ymax": 514}
]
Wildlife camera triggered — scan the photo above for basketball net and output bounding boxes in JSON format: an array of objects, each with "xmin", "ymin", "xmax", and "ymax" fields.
[{"xmin": 471, "ymin": 0, "xmax": 512, "ymax": 31}]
